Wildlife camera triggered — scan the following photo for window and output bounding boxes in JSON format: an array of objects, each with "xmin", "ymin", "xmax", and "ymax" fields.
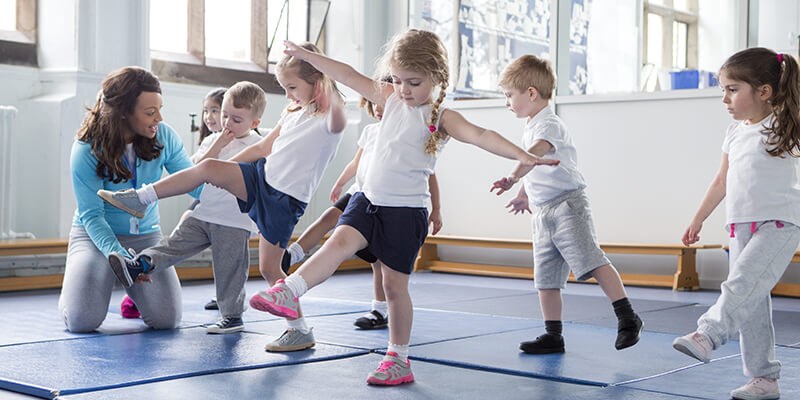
[
  {"xmin": 643, "ymin": 0, "xmax": 697, "ymax": 70},
  {"xmin": 0, "ymin": 0, "xmax": 37, "ymax": 66},
  {"xmin": 150, "ymin": 0, "xmax": 330, "ymax": 92}
]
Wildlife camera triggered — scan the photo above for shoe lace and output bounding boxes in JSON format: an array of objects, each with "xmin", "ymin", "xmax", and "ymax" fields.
[{"xmin": 375, "ymin": 359, "xmax": 397, "ymax": 373}]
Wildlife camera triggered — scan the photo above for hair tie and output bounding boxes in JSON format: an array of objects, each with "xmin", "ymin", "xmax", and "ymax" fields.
[
  {"xmin": 428, "ymin": 125, "xmax": 436, "ymax": 133},
  {"xmin": 777, "ymin": 53, "xmax": 784, "ymax": 63}
]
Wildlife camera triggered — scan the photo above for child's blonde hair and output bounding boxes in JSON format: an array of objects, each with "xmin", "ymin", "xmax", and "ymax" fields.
[
  {"xmin": 224, "ymin": 81, "xmax": 267, "ymax": 118},
  {"xmin": 277, "ymin": 42, "xmax": 343, "ymax": 115},
  {"xmin": 378, "ymin": 29, "xmax": 449, "ymax": 155},
  {"xmin": 499, "ymin": 55, "xmax": 556, "ymax": 100}
]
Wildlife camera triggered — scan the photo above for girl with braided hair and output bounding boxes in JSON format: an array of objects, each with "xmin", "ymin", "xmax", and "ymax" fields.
[{"xmin": 249, "ymin": 29, "xmax": 558, "ymax": 385}]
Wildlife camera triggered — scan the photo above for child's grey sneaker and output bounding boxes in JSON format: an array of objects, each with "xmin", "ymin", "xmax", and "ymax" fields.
[
  {"xmin": 730, "ymin": 377, "xmax": 780, "ymax": 400},
  {"xmin": 206, "ymin": 316, "xmax": 244, "ymax": 334},
  {"xmin": 264, "ymin": 328, "xmax": 315, "ymax": 352},
  {"xmin": 108, "ymin": 251, "xmax": 147, "ymax": 288},
  {"xmin": 98, "ymin": 188, "xmax": 147, "ymax": 219}
]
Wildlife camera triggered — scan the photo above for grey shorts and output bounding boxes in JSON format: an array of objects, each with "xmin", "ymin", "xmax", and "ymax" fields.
[{"xmin": 531, "ymin": 189, "xmax": 610, "ymax": 289}]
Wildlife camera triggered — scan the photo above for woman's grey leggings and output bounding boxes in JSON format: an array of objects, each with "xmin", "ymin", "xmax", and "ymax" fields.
[{"xmin": 58, "ymin": 226, "xmax": 183, "ymax": 332}]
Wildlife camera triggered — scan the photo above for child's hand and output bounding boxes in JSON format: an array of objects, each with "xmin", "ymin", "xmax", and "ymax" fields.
[
  {"xmin": 330, "ymin": 185, "xmax": 343, "ymax": 203},
  {"xmin": 283, "ymin": 40, "xmax": 307, "ymax": 59},
  {"xmin": 505, "ymin": 196, "xmax": 531, "ymax": 215},
  {"xmin": 490, "ymin": 176, "xmax": 518, "ymax": 195},
  {"xmin": 218, "ymin": 128, "xmax": 236, "ymax": 146},
  {"xmin": 135, "ymin": 273, "xmax": 152, "ymax": 284},
  {"xmin": 429, "ymin": 209, "xmax": 443, "ymax": 235},
  {"xmin": 682, "ymin": 221, "xmax": 703, "ymax": 246}
]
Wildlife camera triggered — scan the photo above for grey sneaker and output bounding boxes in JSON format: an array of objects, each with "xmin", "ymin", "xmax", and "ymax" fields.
[
  {"xmin": 206, "ymin": 316, "xmax": 244, "ymax": 334},
  {"xmin": 730, "ymin": 377, "xmax": 780, "ymax": 400},
  {"xmin": 108, "ymin": 251, "xmax": 149, "ymax": 288},
  {"xmin": 98, "ymin": 188, "xmax": 147, "ymax": 218},
  {"xmin": 264, "ymin": 328, "xmax": 315, "ymax": 352}
]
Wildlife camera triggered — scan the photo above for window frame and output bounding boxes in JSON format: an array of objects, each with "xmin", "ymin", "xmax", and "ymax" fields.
[
  {"xmin": 643, "ymin": 0, "xmax": 698, "ymax": 70},
  {"xmin": 0, "ymin": 0, "xmax": 37, "ymax": 67}
]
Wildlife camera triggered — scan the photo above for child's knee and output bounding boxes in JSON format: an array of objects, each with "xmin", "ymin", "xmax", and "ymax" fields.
[{"xmin": 61, "ymin": 307, "xmax": 104, "ymax": 333}]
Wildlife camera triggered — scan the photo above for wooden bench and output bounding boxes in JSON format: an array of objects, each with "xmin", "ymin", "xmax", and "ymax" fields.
[
  {"xmin": 414, "ymin": 235, "xmax": 721, "ymax": 291},
  {"xmin": 0, "ymin": 236, "xmax": 369, "ymax": 292}
]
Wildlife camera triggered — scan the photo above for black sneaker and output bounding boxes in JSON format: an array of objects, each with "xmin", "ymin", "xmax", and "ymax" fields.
[
  {"xmin": 108, "ymin": 252, "xmax": 148, "ymax": 288},
  {"xmin": 519, "ymin": 333, "xmax": 565, "ymax": 354},
  {"xmin": 204, "ymin": 298, "xmax": 219, "ymax": 310},
  {"xmin": 354, "ymin": 310, "xmax": 388, "ymax": 330},
  {"xmin": 206, "ymin": 316, "xmax": 244, "ymax": 334},
  {"xmin": 615, "ymin": 314, "xmax": 643, "ymax": 350},
  {"xmin": 281, "ymin": 251, "xmax": 292, "ymax": 274}
]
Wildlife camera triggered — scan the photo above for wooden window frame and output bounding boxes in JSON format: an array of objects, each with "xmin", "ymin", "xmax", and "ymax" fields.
[{"xmin": 0, "ymin": 0, "xmax": 37, "ymax": 67}]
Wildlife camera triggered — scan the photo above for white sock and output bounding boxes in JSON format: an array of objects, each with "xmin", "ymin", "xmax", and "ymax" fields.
[
  {"xmin": 135, "ymin": 184, "xmax": 158, "ymax": 205},
  {"xmin": 372, "ymin": 300, "xmax": 388, "ymax": 317},
  {"xmin": 287, "ymin": 242, "xmax": 306, "ymax": 265},
  {"xmin": 387, "ymin": 342, "xmax": 409, "ymax": 362},
  {"xmin": 287, "ymin": 317, "xmax": 310, "ymax": 334},
  {"xmin": 283, "ymin": 274, "xmax": 308, "ymax": 298}
]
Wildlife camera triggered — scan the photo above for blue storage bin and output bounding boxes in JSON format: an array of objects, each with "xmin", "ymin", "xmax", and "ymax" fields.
[{"xmin": 670, "ymin": 70, "xmax": 700, "ymax": 90}]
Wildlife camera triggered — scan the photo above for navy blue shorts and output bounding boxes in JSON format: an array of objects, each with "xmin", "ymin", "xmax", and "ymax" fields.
[
  {"xmin": 332, "ymin": 193, "xmax": 378, "ymax": 263},
  {"xmin": 238, "ymin": 158, "xmax": 307, "ymax": 248},
  {"xmin": 338, "ymin": 192, "xmax": 428, "ymax": 274}
]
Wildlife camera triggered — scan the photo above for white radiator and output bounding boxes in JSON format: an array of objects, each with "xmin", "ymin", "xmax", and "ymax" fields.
[{"xmin": 0, "ymin": 106, "xmax": 35, "ymax": 239}]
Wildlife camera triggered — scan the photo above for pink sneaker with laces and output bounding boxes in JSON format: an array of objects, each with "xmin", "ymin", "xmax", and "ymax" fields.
[
  {"xmin": 730, "ymin": 377, "xmax": 780, "ymax": 400},
  {"xmin": 366, "ymin": 352, "xmax": 414, "ymax": 386},
  {"xmin": 120, "ymin": 295, "xmax": 140, "ymax": 319},
  {"xmin": 248, "ymin": 279, "xmax": 300, "ymax": 319},
  {"xmin": 672, "ymin": 331, "xmax": 713, "ymax": 363}
]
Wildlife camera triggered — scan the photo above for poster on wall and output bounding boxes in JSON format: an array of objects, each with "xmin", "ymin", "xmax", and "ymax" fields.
[{"xmin": 419, "ymin": 0, "xmax": 591, "ymax": 97}]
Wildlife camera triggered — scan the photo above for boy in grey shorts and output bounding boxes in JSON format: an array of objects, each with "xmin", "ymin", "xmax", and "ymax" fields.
[{"xmin": 492, "ymin": 55, "xmax": 642, "ymax": 354}]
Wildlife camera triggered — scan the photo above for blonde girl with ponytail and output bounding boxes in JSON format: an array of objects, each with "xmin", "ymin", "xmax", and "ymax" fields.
[{"xmin": 249, "ymin": 29, "xmax": 559, "ymax": 386}]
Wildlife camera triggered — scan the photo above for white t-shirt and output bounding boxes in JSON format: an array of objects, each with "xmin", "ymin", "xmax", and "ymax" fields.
[
  {"xmin": 191, "ymin": 131, "xmax": 261, "ymax": 232},
  {"xmin": 346, "ymin": 122, "xmax": 380, "ymax": 195},
  {"xmin": 723, "ymin": 115, "xmax": 800, "ymax": 226},
  {"xmin": 264, "ymin": 108, "xmax": 343, "ymax": 203},
  {"xmin": 521, "ymin": 105, "xmax": 586, "ymax": 205},
  {"xmin": 361, "ymin": 93, "xmax": 447, "ymax": 207}
]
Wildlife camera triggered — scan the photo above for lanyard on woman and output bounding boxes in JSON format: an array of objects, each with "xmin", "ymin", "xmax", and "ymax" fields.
[{"xmin": 122, "ymin": 154, "xmax": 140, "ymax": 234}]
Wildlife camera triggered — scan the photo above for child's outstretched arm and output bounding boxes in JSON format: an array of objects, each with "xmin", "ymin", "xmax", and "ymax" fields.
[
  {"xmin": 439, "ymin": 109, "xmax": 558, "ymax": 188},
  {"xmin": 283, "ymin": 41, "xmax": 391, "ymax": 106},
  {"xmin": 330, "ymin": 148, "xmax": 363, "ymax": 203},
  {"xmin": 682, "ymin": 154, "xmax": 728, "ymax": 246},
  {"xmin": 491, "ymin": 139, "xmax": 554, "ymax": 195},
  {"xmin": 230, "ymin": 126, "xmax": 281, "ymax": 163}
]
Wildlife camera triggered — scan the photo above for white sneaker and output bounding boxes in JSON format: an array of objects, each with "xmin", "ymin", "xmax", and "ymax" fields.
[
  {"xmin": 672, "ymin": 331, "xmax": 713, "ymax": 363},
  {"xmin": 730, "ymin": 377, "xmax": 780, "ymax": 400}
]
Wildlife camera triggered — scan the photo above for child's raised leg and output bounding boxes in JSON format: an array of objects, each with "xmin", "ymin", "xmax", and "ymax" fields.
[
  {"xmin": 366, "ymin": 262, "xmax": 414, "ymax": 386},
  {"xmin": 592, "ymin": 264, "xmax": 643, "ymax": 350},
  {"xmin": 354, "ymin": 262, "xmax": 388, "ymax": 329},
  {"xmin": 520, "ymin": 288, "xmax": 565, "ymax": 354}
]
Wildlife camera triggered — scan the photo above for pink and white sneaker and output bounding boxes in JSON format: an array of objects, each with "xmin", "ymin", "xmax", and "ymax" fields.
[
  {"xmin": 672, "ymin": 331, "xmax": 714, "ymax": 363},
  {"xmin": 730, "ymin": 377, "xmax": 780, "ymax": 400},
  {"xmin": 248, "ymin": 279, "xmax": 300, "ymax": 319},
  {"xmin": 366, "ymin": 352, "xmax": 415, "ymax": 386}
]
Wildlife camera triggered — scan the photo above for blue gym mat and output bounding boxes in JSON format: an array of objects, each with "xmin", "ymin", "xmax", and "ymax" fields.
[
  {"xmin": 304, "ymin": 281, "xmax": 531, "ymax": 306},
  {"xmin": 409, "ymin": 322, "xmax": 742, "ymax": 387},
  {"xmin": 246, "ymin": 307, "xmax": 544, "ymax": 350},
  {"xmin": 57, "ymin": 353, "xmax": 690, "ymax": 400},
  {"xmin": 0, "ymin": 326, "xmax": 366, "ymax": 399},
  {"xmin": 622, "ymin": 346, "xmax": 800, "ymax": 399},
  {"xmin": 426, "ymin": 292, "xmax": 693, "ymax": 321},
  {"xmin": 0, "ymin": 310, "xmax": 153, "ymax": 347}
]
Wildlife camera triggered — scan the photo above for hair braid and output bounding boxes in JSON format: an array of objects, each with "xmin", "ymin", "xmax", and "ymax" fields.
[{"xmin": 424, "ymin": 83, "xmax": 449, "ymax": 155}]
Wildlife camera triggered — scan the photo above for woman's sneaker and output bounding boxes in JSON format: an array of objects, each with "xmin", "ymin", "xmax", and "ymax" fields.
[
  {"xmin": 206, "ymin": 316, "xmax": 244, "ymax": 334},
  {"xmin": 97, "ymin": 188, "xmax": 148, "ymax": 218},
  {"xmin": 249, "ymin": 279, "xmax": 300, "ymax": 319},
  {"xmin": 366, "ymin": 352, "xmax": 414, "ymax": 386},
  {"xmin": 264, "ymin": 328, "xmax": 315, "ymax": 352},
  {"xmin": 354, "ymin": 310, "xmax": 388, "ymax": 330},
  {"xmin": 672, "ymin": 331, "xmax": 713, "ymax": 363},
  {"xmin": 730, "ymin": 377, "xmax": 780, "ymax": 400}
]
